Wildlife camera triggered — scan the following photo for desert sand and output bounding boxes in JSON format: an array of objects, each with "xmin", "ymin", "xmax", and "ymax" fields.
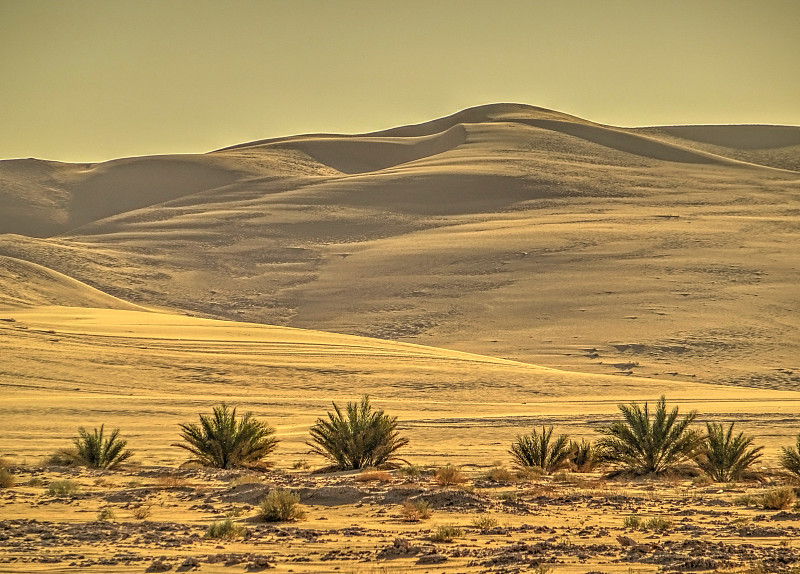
[{"xmin": 1, "ymin": 103, "xmax": 799, "ymax": 572}]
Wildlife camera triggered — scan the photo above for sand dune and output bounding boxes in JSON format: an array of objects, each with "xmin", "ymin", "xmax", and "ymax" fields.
[{"xmin": 1, "ymin": 103, "xmax": 799, "ymax": 393}]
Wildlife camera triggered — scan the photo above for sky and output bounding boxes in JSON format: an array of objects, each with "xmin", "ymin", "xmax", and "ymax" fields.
[{"xmin": 2, "ymin": 0, "xmax": 799, "ymax": 163}]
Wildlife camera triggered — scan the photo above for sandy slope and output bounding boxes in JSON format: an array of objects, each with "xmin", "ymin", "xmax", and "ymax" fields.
[{"xmin": 1, "ymin": 104, "xmax": 798, "ymax": 391}]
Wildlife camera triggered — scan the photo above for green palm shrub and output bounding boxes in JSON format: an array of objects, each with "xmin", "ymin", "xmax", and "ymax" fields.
[
  {"xmin": 173, "ymin": 404, "xmax": 278, "ymax": 469},
  {"xmin": 696, "ymin": 422, "xmax": 763, "ymax": 482},
  {"xmin": 780, "ymin": 434, "xmax": 800, "ymax": 479},
  {"xmin": 509, "ymin": 426, "xmax": 570, "ymax": 473},
  {"xmin": 307, "ymin": 395, "xmax": 409, "ymax": 470},
  {"xmin": 61, "ymin": 425, "xmax": 134, "ymax": 469},
  {"xmin": 597, "ymin": 396, "xmax": 702, "ymax": 475}
]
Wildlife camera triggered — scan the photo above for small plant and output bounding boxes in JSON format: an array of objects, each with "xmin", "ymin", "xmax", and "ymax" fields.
[
  {"xmin": 401, "ymin": 499, "xmax": 432, "ymax": 522},
  {"xmin": 205, "ymin": 518, "xmax": 245, "ymax": 540},
  {"xmin": 307, "ymin": 395, "xmax": 409, "ymax": 470},
  {"xmin": 174, "ymin": 404, "xmax": 278, "ymax": 469},
  {"xmin": 597, "ymin": 396, "xmax": 703, "ymax": 475},
  {"xmin": 497, "ymin": 490, "xmax": 517, "ymax": 502},
  {"xmin": 225, "ymin": 505, "xmax": 247, "ymax": 518},
  {"xmin": 132, "ymin": 504, "xmax": 152, "ymax": 520},
  {"xmin": 258, "ymin": 489, "xmax": 306, "ymax": 522},
  {"xmin": 510, "ymin": 426, "xmax": 571, "ymax": 473},
  {"xmin": 471, "ymin": 515, "xmax": 499, "ymax": 531},
  {"xmin": 553, "ymin": 470, "xmax": 571, "ymax": 482},
  {"xmin": 228, "ymin": 474, "xmax": 263, "ymax": 487},
  {"xmin": 435, "ymin": 465, "xmax": 466, "ymax": 486},
  {"xmin": 292, "ymin": 459, "xmax": 311, "ymax": 470},
  {"xmin": 0, "ymin": 469, "xmax": 13, "ymax": 489},
  {"xmin": 762, "ymin": 486, "xmax": 796, "ymax": 510},
  {"xmin": 355, "ymin": 470, "xmax": 394, "ymax": 483},
  {"xmin": 155, "ymin": 473, "xmax": 188, "ymax": 488},
  {"xmin": 486, "ymin": 467, "xmax": 516, "ymax": 483},
  {"xmin": 26, "ymin": 477, "xmax": 44, "ymax": 487},
  {"xmin": 43, "ymin": 450, "xmax": 79, "ymax": 467},
  {"xmin": 733, "ymin": 493, "xmax": 761, "ymax": 506},
  {"xmin": 47, "ymin": 480, "xmax": 80, "ymax": 496},
  {"xmin": 59, "ymin": 425, "xmax": 134, "ymax": 469},
  {"xmin": 126, "ymin": 478, "xmax": 143, "ymax": 488},
  {"xmin": 430, "ymin": 524, "xmax": 463, "ymax": 543},
  {"xmin": 696, "ymin": 422, "xmax": 763, "ymax": 482},
  {"xmin": 644, "ymin": 516, "xmax": 673, "ymax": 532},
  {"xmin": 568, "ymin": 438, "xmax": 600, "ymax": 472},
  {"xmin": 780, "ymin": 434, "xmax": 800, "ymax": 479},
  {"xmin": 529, "ymin": 565, "xmax": 553, "ymax": 574},
  {"xmin": 623, "ymin": 515, "xmax": 642, "ymax": 529},
  {"xmin": 397, "ymin": 464, "xmax": 421, "ymax": 478},
  {"xmin": 97, "ymin": 508, "xmax": 116, "ymax": 521},
  {"xmin": 692, "ymin": 474, "xmax": 713, "ymax": 486}
]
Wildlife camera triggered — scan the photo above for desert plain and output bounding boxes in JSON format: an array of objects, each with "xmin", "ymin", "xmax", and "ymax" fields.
[{"xmin": 1, "ymin": 103, "xmax": 800, "ymax": 573}]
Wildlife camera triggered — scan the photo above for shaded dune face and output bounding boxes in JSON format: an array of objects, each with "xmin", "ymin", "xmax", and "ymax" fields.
[{"xmin": 1, "ymin": 103, "xmax": 799, "ymax": 390}]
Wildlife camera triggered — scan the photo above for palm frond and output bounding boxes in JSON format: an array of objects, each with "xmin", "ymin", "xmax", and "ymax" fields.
[{"xmin": 510, "ymin": 426, "xmax": 571, "ymax": 473}]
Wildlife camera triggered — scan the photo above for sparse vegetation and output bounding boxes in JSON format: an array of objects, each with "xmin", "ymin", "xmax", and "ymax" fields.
[
  {"xmin": 258, "ymin": 489, "xmax": 306, "ymax": 522},
  {"xmin": 397, "ymin": 464, "xmax": 421, "ymax": 478},
  {"xmin": 47, "ymin": 479, "xmax": 80, "ymax": 496},
  {"xmin": 400, "ymin": 499, "xmax": 432, "ymax": 521},
  {"xmin": 430, "ymin": 524, "xmax": 463, "ymax": 542},
  {"xmin": 780, "ymin": 434, "xmax": 800, "ymax": 479},
  {"xmin": 762, "ymin": 486, "xmax": 796, "ymax": 510},
  {"xmin": 624, "ymin": 515, "xmax": 642, "ymax": 529},
  {"xmin": 435, "ymin": 464, "xmax": 467, "ymax": 486},
  {"xmin": 597, "ymin": 396, "xmax": 703, "ymax": 475},
  {"xmin": 205, "ymin": 518, "xmax": 245, "ymax": 540},
  {"xmin": 0, "ymin": 468, "xmax": 13, "ymax": 489},
  {"xmin": 307, "ymin": 395, "xmax": 409, "ymax": 470},
  {"xmin": 292, "ymin": 459, "xmax": 311, "ymax": 470},
  {"xmin": 509, "ymin": 426, "xmax": 571, "ymax": 473},
  {"xmin": 471, "ymin": 515, "xmax": 499, "ymax": 531},
  {"xmin": 568, "ymin": 438, "xmax": 600, "ymax": 472},
  {"xmin": 696, "ymin": 422, "xmax": 763, "ymax": 482},
  {"xmin": 174, "ymin": 404, "xmax": 278, "ymax": 469},
  {"xmin": 132, "ymin": 504, "xmax": 152, "ymax": 520},
  {"xmin": 96, "ymin": 508, "xmax": 116, "ymax": 521},
  {"xmin": 68, "ymin": 425, "xmax": 134, "ymax": 469},
  {"xmin": 623, "ymin": 514, "xmax": 672, "ymax": 531},
  {"xmin": 485, "ymin": 466, "xmax": 516, "ymax": 483},
  {"xmin": 355, "ymin": 469, "xmax": 394, "ymax": 483}
]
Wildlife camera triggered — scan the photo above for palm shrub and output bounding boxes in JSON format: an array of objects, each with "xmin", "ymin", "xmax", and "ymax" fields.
[
  {"xmin": 568, "ymin": 439, "xmax": 600, "ymax": 472},
  {"xmin": 696, "ymin": 422, "xmax": 763, "ymax": 482},
  {"xmin": 61, "ymin": 425, "xmax": 134, "ymax": 469},
  {"xmin": 307, "ymin": 395, "xmax": 409, "ymax": 470},
  {"xmin": 597, "ymin": 396, "xmax": 703, "ymax": 475},
  {"xmin": 780, "ymin": 434, "xmax": 800, "ymax": 479},
  {"xmin": 509, "ymin": 426, "xmax": 570, "ymax": 473},
  {"xmin": 173, "ymin": 404, "xmax": 278, "ymax": 469}
]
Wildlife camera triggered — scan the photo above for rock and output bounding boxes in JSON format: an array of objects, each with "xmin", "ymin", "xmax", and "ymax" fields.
[
  {"xmin": 145, "ymin": 559, "xmax": 172, "ymax": 572},
  {"xmin": 616, "ymin": 535, "xmax": 638, "ymax": 547},
  {"xmin": 416, "ymin": 553, "xmax": 448, "ymax": 564}
]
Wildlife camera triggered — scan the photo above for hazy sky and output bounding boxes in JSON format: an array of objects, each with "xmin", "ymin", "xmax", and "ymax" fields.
[{"xmin": 2, "ymin": 0, "xmax": 799, "ymax": 163}]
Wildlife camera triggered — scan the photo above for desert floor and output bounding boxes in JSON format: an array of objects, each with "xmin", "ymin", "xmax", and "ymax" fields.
[{"xmin": 1, "ymin": 104, "xmax": 800, "ymax": 572}]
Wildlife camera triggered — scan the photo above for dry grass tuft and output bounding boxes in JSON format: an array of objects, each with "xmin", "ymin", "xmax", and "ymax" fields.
[
  {"xmin": 355, "ymin": 470, "xmax": 394, "ymax": 483},
  {"xmin": 435, "ymin": 465, "xmax": 467, "ymax": 486},
  {"xmin": 258, "ymin": 489, "xmax": 306, "ymax": 522},
  {"xmin": 762, "ymin": 486, "xmax": 796, "ymax": 510},
  {"xmin": 400, "ymin": 499, "xmax": 432, "ymax": 522},
  {"xmin": 430, "ymin": 524, "xmax": 463, "ymax": 543},
  {"xmin": 0, "ymin": 469, "xmax": 14, "ymax": 489}
]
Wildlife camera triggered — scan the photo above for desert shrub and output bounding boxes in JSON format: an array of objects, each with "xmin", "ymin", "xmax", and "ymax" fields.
[
  {"xmin": 205, "ymin": 518, "xmax": 245, "ymax": 540},
  {"xmin": 26, "ymin": 477, "xmax": 44, "ymax": 487},
  {"xmin": 623, "ymin": 515, "xmax": 642, "ymax": 529},
  {"xmin": 0, "ymin": 469, "xmax": 14, "ymax": 489},
  {"xmin": 696, "ymin": 422, "xmax": 763, "ymax": 482},
  {"xmin": 47, "ymin": 480, "xmax": 79, "ymax": 496},
  {"xmin": 228, "ymin": 473, "xmax": 263, "ymax": 487},
  {"xmin": 401, "ymin": 499, "xmax": 432, "ymax": 522},
  {"xmin": 132, "ymin": 504, "xmax": 152, "ymax": 520},
  {"xmin": 155, "ymin": 473, "xmax": 189, "ymax": 488},
  {"xmin": 597, "ymin": 396, "xmax": 703, "ymax": 474},
  {"xmin": 471, "ymin": 515, "xmax": 499, "ymax": 531},
  {"xmin": 733, "ymin": 493, "xmax": 761, "ymax": 506},
  {"xmin": 762, "ymin": 486, "xmax": 796, "ymax": 510},
  {"xmin": 97, "ymin": 508, "xmax": 116, "ymax": 521},
  {"xmin": 510, "ymin": 426, "xmax": 571, "ymax": 473},
  {"xmin": 435, "ymin": 465, "xmax": 466, "ymax": 486},
  {"xmin": 486, "ymin": 467, "xmax": 516, "ymax": 483},
  {"xmin": 780, "ymin": 434, "xmax": 800, "ymax": 480},
  {"xmin": 258, "ymin": 489, "xmax": 306, "ymax": 522},
  {"xmin": 645, "ymin": 516, "xmax": 673, "ymax": 532},
  {"xmin": 174, "ymin": 404, "xmax": 278, "ymax": 469},
  {"xmin": 43, "ymin": 449, "xmax": 80, "ymax": 467},
  {"xmin": 292, "ymin": 459, "xmax": 310, "ymax": 470},
  {"xmin": 568, "ymin": 438, "xmax": 601, "ymax": 472},
  {"xmin": 355, "ymin": 470, "xmax": 394, "ymax": 483},
  {"xmin": 397, "ymin": 464, "xmax": 421, "ymax": 478},
  {"xmin": 59, "ymin": 425, "xmax": 134, "ymax": 469},
  {"xmin": 430, "ymin": 524, "xmax": 463, "ymax": 542},
  {"xmin": 307, "ymin": 395, "xmax": 408, "ymax": 470}
]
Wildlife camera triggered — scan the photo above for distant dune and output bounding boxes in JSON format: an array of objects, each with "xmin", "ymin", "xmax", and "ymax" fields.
[{"xmin": 1, "ymin": 103, "xmax": 799, "ymax": 391}]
